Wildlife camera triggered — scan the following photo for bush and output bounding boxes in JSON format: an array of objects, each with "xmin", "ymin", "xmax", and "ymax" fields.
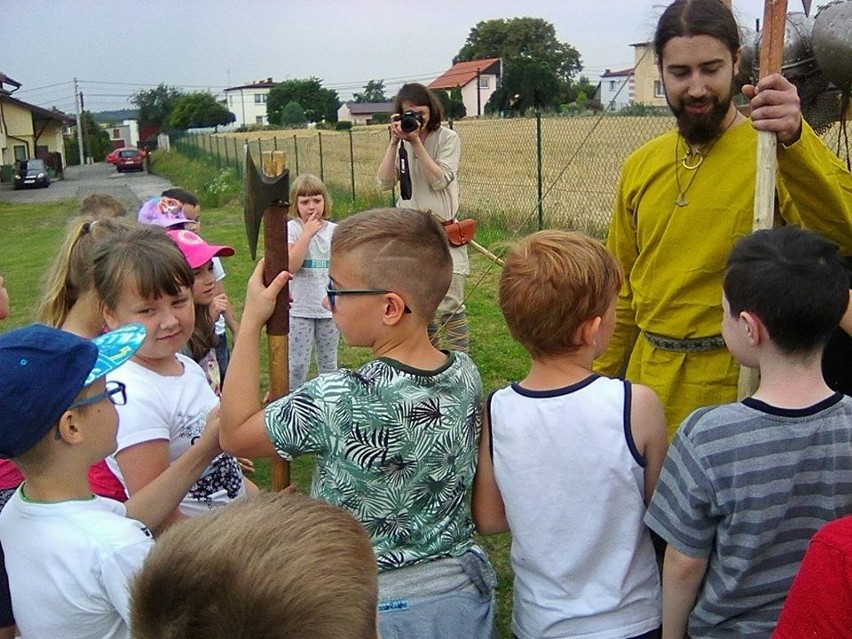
[{"xmin": 334, "ymin": 121, "xmax": 353, "ymax": 131}]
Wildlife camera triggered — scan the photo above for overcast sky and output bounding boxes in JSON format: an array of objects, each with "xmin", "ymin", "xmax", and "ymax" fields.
[{"xmin": 0, "ymin": 0, "xmax": 830, "ymax": 114}]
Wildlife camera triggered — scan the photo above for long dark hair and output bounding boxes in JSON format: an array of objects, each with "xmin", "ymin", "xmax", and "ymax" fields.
[
  {"xmin": 393, "ymin": 83, "xmax": 444, "ymax": 132},
  {"xmin": 654, "ymin": 0, "xmax": 740, "ymax": 61}
]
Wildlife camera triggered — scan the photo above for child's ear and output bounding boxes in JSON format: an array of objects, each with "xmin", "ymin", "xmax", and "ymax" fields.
[
  {"xmin": 382, "ymin": 293, "xmax": 409, "ymax": 326},
  {"xmin": 740, "ymin": 311, "xmax": 765, "ymax": 346},
  {"xmin": 577, "ymin": 315, "xmax": 603, "ymax": 348},
  {"xmin": 102, "ymin": 305, "xmax": 120, "ymax": 331},
  {"xmin": 56, "ymin": 411, "xmax": 84, "ymax": 446}
]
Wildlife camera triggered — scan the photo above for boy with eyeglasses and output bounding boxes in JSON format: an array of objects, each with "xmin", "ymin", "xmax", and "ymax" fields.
[
  {"xmin": 221, "ymin": 208, "xmax": 496, "ymax": 639},
  {"xmin": 0, "ymin": 323, "xmax": 224, "ymax": 639}
]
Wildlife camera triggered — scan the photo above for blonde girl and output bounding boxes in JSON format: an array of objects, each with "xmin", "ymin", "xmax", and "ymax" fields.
[
  {"xmin": 93, "ymin": 225, "xmax": 249, "ymax": 534},
  {"xmin": 288, "ymin": 174, "xmax": 339, "ymax": 388}
]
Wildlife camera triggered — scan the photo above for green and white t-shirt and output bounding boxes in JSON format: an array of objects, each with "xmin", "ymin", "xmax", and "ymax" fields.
[{"xmin": 265, "ymin": 351, "xmax": 482, "ymax": 570}]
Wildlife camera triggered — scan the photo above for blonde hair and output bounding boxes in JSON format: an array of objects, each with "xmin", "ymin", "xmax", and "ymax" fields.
[
  {"xmin": 131, "ymin": 492, "xmax": 379, "ymax": 639},
  {"xmin": 290, "ymin": 173, "xmax": 332, "ymax": 220},
  {"xmin": 500, "ymin": 230, "xmax": 622, "ymax": 357},
  {"xmin": 37, "ymin": 215, "xmax": 135, "ymax": 327},
  {"xmin": 93, "ymin": 225, "xmax": 194, "ymax": 312},
  {"xmin": 332, "ymin": 208, "xmax": 452, "ymax": 318},
  {"xmin": 79, "ymin": 193, "xmax": 128, "ymax": 218}
]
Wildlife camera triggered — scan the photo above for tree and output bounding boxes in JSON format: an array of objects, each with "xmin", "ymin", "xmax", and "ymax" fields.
[
  {"xmin": 485, "ymin": 57, "xmax": 562, "ymax": 114},
  {"xmin": 455, "ymin": 17, "xmax": 582, "ymax": 85},
  {"xmin": 267, "ymin": 78, "xmax": 340, "ymax": 124},
  {"xmin": 169, "ymin": 92, "xmax": 236, "ymax": 131},
  {"xmin": 353, "ymin": 79, "xmax": 387, "ymax": 103},
  {"xmin": 131, "ymin": 84, "xmax": 184, "ymax": 132},
  {"xmin": 436, "ymin": 88, "xmax": 466, "ymax": 120},
  {"xmin": 562, "ymin": 75, "xmax": 598, "ymax": 105},
  {"xmin": 64, "ymin": 110, "xmax": 111, "ymax": 164},
  {"xmin": 281, "ymin": 101, "xmax": 307, "ymax": 128}
]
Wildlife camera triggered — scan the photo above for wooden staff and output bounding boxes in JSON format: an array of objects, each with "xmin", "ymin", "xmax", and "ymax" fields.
[{"xmin": 738, "ymin": 0, "xmax": 789, "ymax": 399}]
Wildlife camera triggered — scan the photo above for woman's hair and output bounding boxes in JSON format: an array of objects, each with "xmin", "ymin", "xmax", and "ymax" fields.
[
  {"xmin": 37, "ymin": 215, "xmax": 135, "ymax": 327},
  {"xmin": 78, "ymin": 193, "xmax": 128, "ymax": 218},
  {"xmin": 187, "ymin": 301, "xmax": 217, "ymax": 363},
  {"xmin": 654, "ymin": 0, "xmax": 741, "ymax": 61},
  {"xmin": 394, "ymin": 83, "xmax": 444, "ymax": 132},
  {"xmin": 93, "ymin": 225, "xmax": 194, "ymax": 312},
  {"xmin": 289, "ymin": 174, "xmax": 332, "ymax": 220}
]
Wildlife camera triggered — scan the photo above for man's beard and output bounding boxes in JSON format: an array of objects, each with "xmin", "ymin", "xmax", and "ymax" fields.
[{"xmin": 667, "ymin": 88, "xmax": 733, "ymax": 146}]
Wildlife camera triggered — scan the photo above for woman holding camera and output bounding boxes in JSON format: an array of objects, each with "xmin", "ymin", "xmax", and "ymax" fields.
[{"xmin": 377, "ymin": 83, "xmax": 470, "ymax": 352}]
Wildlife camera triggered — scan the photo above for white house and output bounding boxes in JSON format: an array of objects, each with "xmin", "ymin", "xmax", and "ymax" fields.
[
  {"xmin": 428, "ymin": 57, "xmax": 502, "ymax": 118},
  {"xmin": 337, "ymin": 101, "xmax": 395, "ymax": 125},
  {"xmin": 599, "ymin": 68, "xmax": 634, "ymax": 110},
  {"xmin": 106, "ymin": 119, "xmax": 140, "ymax": 149},
  {"xmin": 224, "ymin": 78, "xmax": 276, "ymax": 127}
]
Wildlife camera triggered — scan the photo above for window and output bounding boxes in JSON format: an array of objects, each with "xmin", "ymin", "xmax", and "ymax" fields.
[
  {"xmin": 228, "ymin": 95, "xmax": 233, "ymax": 106},
  {"xmin": 13, "ymin": 145, "xmax": 26, "ymax": 161},
  {"xmin": 654, "ymin": 80, "xmax": 665, "ymax": 98},
  {"xmin": 256, "ymin": 116, "xmax": 264, "ymax": 124},
  {"xmin": 254, "ymin": 93, "xmax": 267, "ymax": 105},
  {"xmin": 609, "ymin": 80, "xmax": 617, "ymax": 90},
  {"xmin": 478, "ymin": 76, "xmax": 489, "ymax": 89}
]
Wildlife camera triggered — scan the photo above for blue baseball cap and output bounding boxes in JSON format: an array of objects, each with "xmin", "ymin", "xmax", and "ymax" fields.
[{"xmin": 0, "ymin": 323, "xmax": 146, "ymax": 459}]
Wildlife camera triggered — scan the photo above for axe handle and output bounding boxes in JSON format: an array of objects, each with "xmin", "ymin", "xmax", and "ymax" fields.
[
  {"xmin": 263, "ymin": 204, "xmax": 291, "ymax": 490},
  {"xmin": 739, "ymin": 0, "xmax": 788, "ymax": 400}
]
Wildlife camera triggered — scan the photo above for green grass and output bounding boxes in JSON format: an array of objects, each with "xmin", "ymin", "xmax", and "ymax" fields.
[{"xmin": 0, "ymin": 153, "xmax": 534, "ymax": 637}]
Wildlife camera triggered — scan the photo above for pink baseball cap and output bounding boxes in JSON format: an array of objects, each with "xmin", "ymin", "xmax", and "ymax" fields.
[{"xmin": 168, "ymin": 230, "xmax": 235, "ymax": 268}]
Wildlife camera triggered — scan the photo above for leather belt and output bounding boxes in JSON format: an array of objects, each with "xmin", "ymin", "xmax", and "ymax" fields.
[{"xmin": 644, "ymin": 331, "xmax": 726, "ymax": 352}]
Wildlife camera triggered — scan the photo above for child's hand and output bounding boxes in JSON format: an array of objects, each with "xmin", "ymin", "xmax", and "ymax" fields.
[
  {"xmin": 0, "ymin": 275, "xmax": 9, "ymax": 321},
  {"xmin": 208, "ymin": 293, "xmax": 231, "ymax": 322},
  {"xmin": 243, "ymin": 259, "xmax": 292, "ymax": 327},
  {"xmin": 236, "ymin": 457, "xmax": 256, "ymax": 474},
  {"xmin": 303, "ymin": 211, "xmax": 324, "ymax": 236}
]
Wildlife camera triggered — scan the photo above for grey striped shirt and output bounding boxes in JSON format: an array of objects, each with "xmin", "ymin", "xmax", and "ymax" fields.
[{"xmin": 646, "ymin": 393, "xmax": 852, "ymax": 638}]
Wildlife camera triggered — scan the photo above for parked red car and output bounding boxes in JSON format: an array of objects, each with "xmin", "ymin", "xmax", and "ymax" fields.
[{"xmin": 113, "ymin": 147, "xmax": 146, "ymax": 173}]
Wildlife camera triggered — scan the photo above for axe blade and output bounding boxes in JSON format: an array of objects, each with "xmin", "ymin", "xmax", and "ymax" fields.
[
  {"xmin": 801, "ymin": 0, "xmax": 812, "ymax": 16},
  {"xmin": 244, "ymin": 147, "xmax": 290, "ymax": 260}
]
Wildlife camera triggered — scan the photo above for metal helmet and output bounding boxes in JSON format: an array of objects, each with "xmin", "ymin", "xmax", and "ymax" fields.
[{"xmin": 812, "ymin": 0, "xmax": 852, "ymax": 90}]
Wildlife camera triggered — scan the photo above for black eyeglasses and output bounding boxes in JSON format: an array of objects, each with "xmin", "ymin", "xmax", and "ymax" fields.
[
  {"xmin": 326, "ymin": 280, "xmax": 412, "ymax": 313},
  {"xmin": 69, "ymin": 381, "xmax": 127, "ymax": 410}
]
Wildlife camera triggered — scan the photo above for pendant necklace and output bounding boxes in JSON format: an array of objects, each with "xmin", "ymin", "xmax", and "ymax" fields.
[{"xmin": 673, "ymin": 112, "xmax": 741, "ymax": 207}]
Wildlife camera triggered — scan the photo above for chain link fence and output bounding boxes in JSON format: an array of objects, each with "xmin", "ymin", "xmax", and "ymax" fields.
[{"xmin": 173, "ymin": 113, "xmax": 847, "ymax": 238}]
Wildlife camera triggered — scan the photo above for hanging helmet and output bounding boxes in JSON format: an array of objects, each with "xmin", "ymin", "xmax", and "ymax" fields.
[{"xmin": 812, "ymin": 0, "xmax": 852, "ymax": 90}]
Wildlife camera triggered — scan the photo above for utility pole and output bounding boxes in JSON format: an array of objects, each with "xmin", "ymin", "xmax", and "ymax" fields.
[
  {"xmin": 74, "ymin": 77, "xmax": 84, "ymax": 166},
  {"xmin": 79, "ymin": 90, "xmax": 89, "ymax": 164}
]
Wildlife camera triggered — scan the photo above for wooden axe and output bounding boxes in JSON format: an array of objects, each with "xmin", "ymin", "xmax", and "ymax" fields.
[{"xmin": 244, "ymin": 148, "xmax": 291, "ymax": 490}]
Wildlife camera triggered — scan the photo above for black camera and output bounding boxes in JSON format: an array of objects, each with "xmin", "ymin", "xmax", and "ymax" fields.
[{"xmin": 399, "ymin": 110, "xmax": 424, "ymax": 133}]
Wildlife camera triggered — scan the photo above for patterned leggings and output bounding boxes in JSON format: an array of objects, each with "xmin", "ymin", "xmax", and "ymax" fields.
[{"xmin": 289, "ymin": 316, "xmax": 340, "ymax": 389}]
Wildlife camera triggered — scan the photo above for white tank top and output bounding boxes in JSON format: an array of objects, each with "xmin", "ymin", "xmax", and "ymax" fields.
[{"xmin": 489, "ymin": 375, "xmax": 661, "ymax": 639}]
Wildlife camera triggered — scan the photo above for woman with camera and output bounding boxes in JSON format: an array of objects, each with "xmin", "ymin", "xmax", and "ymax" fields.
[{"xmin": 377, "ymin": 83, "xmax": 470, "ymax": 352}]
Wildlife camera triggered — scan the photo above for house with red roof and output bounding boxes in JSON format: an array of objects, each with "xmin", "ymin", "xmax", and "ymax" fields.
[{"xmin": 428, "ymin": 57, "xmax": 502, "ymax": 118}]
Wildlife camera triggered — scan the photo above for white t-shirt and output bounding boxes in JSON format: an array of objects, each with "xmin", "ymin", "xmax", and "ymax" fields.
[
  {"xmin": 106, "ymin": 354, "xmax": 246, "ymax": 516},
  {"xmin": 0, "ymin": 488, "xmax": 153, "ymax": 639},
  {"xmin": 288, "ymin": 218, "xmax": 337, "ymax": 319}
]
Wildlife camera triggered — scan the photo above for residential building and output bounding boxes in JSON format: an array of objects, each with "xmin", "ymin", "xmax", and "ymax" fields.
[
  {"xmin": 107, "ymin": 120, "xmax": 141, "ymax": 149},
  {"xmin": 631, "ymin": 43, "xmax": 668, "ymax": 107},
  {"xmin": 599, "ymin": 68, "xmax": 634, "ymax": 111},
  {"xmin": 0, "ymin": 71, "xmax": 73, "ymax": 168},
  {"xmin": 224, "ymin": 78, "xmax": 275, "ymax": 127},
  {"xmin": 337, "ymin": 101, "xmax": 395, "ymax": 125},
  {"xmin": 428, "ymin": 57, "xmax": 502, "ymax": 118}
]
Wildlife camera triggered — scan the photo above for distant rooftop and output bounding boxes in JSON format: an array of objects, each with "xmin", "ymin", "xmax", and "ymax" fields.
[{"xmin": 429, "ymin": 58, "xmax": 501, "ymax": 90}]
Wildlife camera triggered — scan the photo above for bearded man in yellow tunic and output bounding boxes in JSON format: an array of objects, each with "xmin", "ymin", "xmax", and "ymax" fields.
[{"xmin": 596, "ymin": 0, "xmax": 852, "ymax": 436}]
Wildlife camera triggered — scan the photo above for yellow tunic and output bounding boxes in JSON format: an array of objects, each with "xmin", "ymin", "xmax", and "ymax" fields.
[{"xmin": 596, "ymin": 121, "xmax": 852, "ymax": 436}]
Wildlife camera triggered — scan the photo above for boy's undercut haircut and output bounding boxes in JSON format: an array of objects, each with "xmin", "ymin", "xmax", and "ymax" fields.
[
  {"xmin": 500, "ymin": 230, "xmax": 623, "ymax": 358},
  {"xmin": 131, "ymin": 492, "xmax": 379, "ymax": 639},
  {"xmin": 93, "ymin": 225, "xmax": 194, "ymax": 311},
  {"xmin": 394, "ymin": 83, "xmax": 444, "ymax": 132},
  {"xmin": 290, "ymin": 173, "xmax": 333, "ymax": 220},
  {"xmin": 332, "ymin": 208, "xmax": 452, "ymax": 318},
  {"xmin": 724, "ymin": 227, "xmax": 848, "ymax": 353},
  {"xmin": 160, "ymin": 188, "xmax": 199, "ymax": 207},
  {"xmin": 655, "ymin": 0, "xmax": 741, "ymax": 61}
]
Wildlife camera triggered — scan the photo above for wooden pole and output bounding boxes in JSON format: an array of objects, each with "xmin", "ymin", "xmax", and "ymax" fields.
[{"xmin": 738, "ymin": 0, "xmax": 789, "ymax": 399}]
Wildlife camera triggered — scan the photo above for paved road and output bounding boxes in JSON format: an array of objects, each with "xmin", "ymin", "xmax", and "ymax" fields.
[{"xmin": 0, "ymin": 162, "xmax": 174, "ymax": 213}]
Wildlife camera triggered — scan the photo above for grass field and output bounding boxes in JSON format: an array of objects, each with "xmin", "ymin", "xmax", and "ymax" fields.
[{"xmin": 0, "ymin": 159, "xmax": 531, "ymax": 636}]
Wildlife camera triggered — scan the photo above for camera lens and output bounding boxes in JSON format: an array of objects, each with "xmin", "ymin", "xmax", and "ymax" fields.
[{"xmin": 400, "ymin": 111, "xmax": 421, "ymax": 133}]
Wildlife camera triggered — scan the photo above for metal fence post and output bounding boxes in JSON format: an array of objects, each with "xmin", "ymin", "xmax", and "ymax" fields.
[
  {"xmin": 273, "ymin": 136, "xmax": 278, "ymax": 151},
  {"xmin": 235, "ymin": 138, "xmax": 242, "ymax": 178},
  {"xmin": 536, "ymin": 110, "xmax": 544, "ymax": 230},
  {"xmin": 257, "ymin": 137, "xmax": 263, "ymax": 162},
  {"xmin": 224, "ymin": 137, "xmax": 229, "ymax": 167},
  {"xmin": 318, "ymin": 132, "xmax": 324, "ymax": 181},
  {"xmin": 293, "ymin": 134, "xmax": 300, "ymax": 174},
  {"xmin": 349, "ymin": 129, "xmax": 356, "ymax": 204}
]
